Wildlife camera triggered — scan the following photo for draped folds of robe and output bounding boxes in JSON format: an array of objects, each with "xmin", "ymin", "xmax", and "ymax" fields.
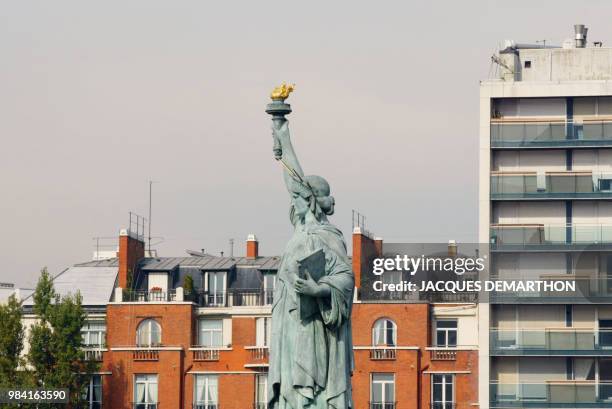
[{"xmin": 269, "ymin": 221, "xmax": 354, "ymax": 409}]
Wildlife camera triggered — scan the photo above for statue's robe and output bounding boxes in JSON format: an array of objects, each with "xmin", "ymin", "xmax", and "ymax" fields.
[{"xmin": 269, "ymin": 221, "xmax": 354, "ymax": 409}]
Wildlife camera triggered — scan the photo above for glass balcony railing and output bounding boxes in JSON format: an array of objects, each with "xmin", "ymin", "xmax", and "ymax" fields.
[
  {"xmin": 491, "ymin": 172, "xmax": 612, "ymax": 199},
  {"xmin": 488, "ymin": 276, "xmax": 612, "ymax": 303},
  {"xmin": 491, "ymin": 381, "xmax": 612, "ymax": 407},
  {"xmin": 490, "ymin": 224, "xmax": 612, "ymax": 249},
  {"xmin": 491, "ymin": 121, "xmax": 612, "ymax": 148},
  {"xmin": 491, "ymin": 329, "xmax": 612, "ymax": 355}
]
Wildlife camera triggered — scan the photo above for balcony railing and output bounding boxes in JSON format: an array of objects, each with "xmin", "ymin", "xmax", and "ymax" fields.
[
  {"xmin": 491, "ymin": 172, "xmax": 612, "ymax": 200},
  {"xmin": 491, "ymin": 121, "xmax": 612, "ymax": 148},
  {"xmin": 193, "ymin": 405, "xmax": 218, "ymax": 409},
  {"xmin": 490, "ymin": 381, "xmax": 612, "ymax": 407},
  {"xmin": 132, "ymin": 350, "xmax": 159, "ymax": 361},
  {"xmin": 83, "ymin": 347, "xmax": 105, "ymax": 361},
  {"xmin": 491, "ymin": 329, "xmax": 612, "ymax": 355},
  {"xmin": 490, "ymin": 224, "xmax": 612, "ymax": 249},
  {"xmin": 192, "ymin": 348, "xmax": 220, "ymax": 361},
  {"xmin": 369, "ymin": 348, "xmax": 397, "ymax": 360},
  {"xmin": 192, "ymin": 289, "xmax": 274, "ymax": 307},
  {"xmin": 253, "ymin": 404, "xmax": 266, "ymax": 409},
  {"xmin": 430, "ymin": 349, "xmax": 457, "ymax": 361},
  {"xmin": 133, "ymin": 403, "xmax": 158, "ymax": 409},
  {"xmin": 370, "ymin": 403, "xmax": 396, "ymax": 409},
  {"xmin": 123, "ymin": 289, "xmax": 178, "ymax": 302},
  {"xmin": 246, "ymin": 346, "xmax": 269, "ymax": 361},
  {"xmin": 430, "ymin": 404, "xmax": 456, "ymax": 409}
]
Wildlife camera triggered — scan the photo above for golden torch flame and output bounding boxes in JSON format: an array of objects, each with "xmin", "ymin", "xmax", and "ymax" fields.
[{"xmin": 270, "ymin": 83, "xmax": 295, "ymax": 101}]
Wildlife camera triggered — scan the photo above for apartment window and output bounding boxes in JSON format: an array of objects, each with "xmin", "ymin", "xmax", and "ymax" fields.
[
  {"xmin": 432, "ymin": 374, "xmax": 454, "ymax": 409},
  {"xmin": 565, "ymin": 305, "xmax": 573, "ymax": 327},
  {"xmin": 435, "ymin": 320, "xmax": 457, "ymax": 347},
  {"xmin": 255, "ymin": 373, "xmax": 268, "ymax": 409},
  {"xmin": 264, "ymin": 274, "xmax": 277, "ymax": 305},
  {"xmin": 372, "ymin": 318, "xmax": 397, "ymax": 346},
  {"xmin": 134, "ymin": 374, "xmax": 158, "ymax": 409},
  {"xmin": 136, "ymin": 319, "xmax": 161, "ymax": 347},
  {"xmin": 256, "ymin": 317, "xmax": 272, "ymax": 347},
  {"xmin": 524, "ymin": 60, "xmax": 532, "ymax": 69},
  {"xmin": 198, "ymin": 319, "xmax": 223, "ymax": 347},
  {"xmin": 81, "ymin": 375, "xmax": 102, "ymax": 409},
  {"xmin": 82, "ymin": 321, "xmax": 106, "ymax": 347},
  {"xmin": 371, "ymin": 373, "xmax": 394, "ymax": 409},
  {"xmin": 207, "ymin": 272, "xmax": 226, "ymax": 306},
  {"xmin": 194, "ymin": 374, "xmax": 218, "ymax": 409}
]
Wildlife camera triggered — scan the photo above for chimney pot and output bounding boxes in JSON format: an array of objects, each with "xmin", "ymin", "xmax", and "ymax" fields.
[{"xmin": 246, "ymin": 234, "xmax": 259, "ymax": 258}]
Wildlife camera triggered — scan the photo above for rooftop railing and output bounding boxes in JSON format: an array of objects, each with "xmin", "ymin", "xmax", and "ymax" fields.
[
  {"xmin": 490, "ymin": 381, "xmax": 612, "ymax": 407},
  {"xmin": 491, "ymin": 120, "xmax": 612, "ymax": 148},
  {"xmin": 491, "ymin": 172, "xmax": 612, "ymax": 200},
  {"xmin": 193, "ymin": 289, "xmax": 274, "ymax": 308},
  {"xmin": 122, "ymin": 289, "xmax": 178, "ymax": 302}
]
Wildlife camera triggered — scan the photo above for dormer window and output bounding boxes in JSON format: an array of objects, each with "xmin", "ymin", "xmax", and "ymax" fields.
[{"xmin": 206, "ymin": 272, "xmax": 226, "ymax": 306}]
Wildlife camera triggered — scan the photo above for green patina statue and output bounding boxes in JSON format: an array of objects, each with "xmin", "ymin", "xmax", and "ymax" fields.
[{"xmin": 266, "ymin": 84, "xmax": 355, "ymax": 409}]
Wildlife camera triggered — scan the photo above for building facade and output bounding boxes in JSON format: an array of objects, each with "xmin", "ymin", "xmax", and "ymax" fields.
[{"xmin": 480, "ymin": 25, "xmax": 612, "ymax": 409}]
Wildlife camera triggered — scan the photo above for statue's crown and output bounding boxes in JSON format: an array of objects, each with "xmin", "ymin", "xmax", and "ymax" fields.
[{"xmin": 270, "ymin": 83, "xmax": 295, "ymax": 101}]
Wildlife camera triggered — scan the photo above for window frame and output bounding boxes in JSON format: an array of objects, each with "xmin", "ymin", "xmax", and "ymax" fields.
[
  {"xmin": 134, "ymin": 374, "xmax": 158, "ymax": 408},
  {"xmin": 136, "ymin": 319, "xmax": 162, "ymax": 347},
  {"xmin": 372, "ymin": 318, "xmax": 397, "ymax": 346},
  {"xmin": 82, "ymin": 374, "xmax": 102, "ymax": 409},
  {"xmin": 435, "ymin": 319, "xmax": 458, "ymax": 347},
  {"xmin": 198, "ymin": 319, "xmax": 224, "ymax": 347},
  {"xmin": 370, "ymin": 372, "xmax": 395, "ymax": 407},
  {"xmin": 255, "ymin": 373, "xmax": 268, "ymax": 407},
  {"xmin": 206, "ymin": 271, "xmax": 227, "ymax": 306},
  {"xmin": 194, "ymin": 374, "xmax": 219, "ymax": 406},
  {"xmin": 82, "ymin": 321, "xmax": 106, "ymax": 347},
  {"xmin": 431, "ymin": 374, "xmax": 454, "ymax": 409}
]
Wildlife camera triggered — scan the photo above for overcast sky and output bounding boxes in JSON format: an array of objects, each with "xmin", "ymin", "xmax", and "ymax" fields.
[{"xmin": 1, "ymin": 1, "xmax": 611, "ymax": 288}]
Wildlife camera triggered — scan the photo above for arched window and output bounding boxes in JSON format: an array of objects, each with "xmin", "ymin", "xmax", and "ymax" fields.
[
  {"xmin": 372, "ymin": 318, "xmax": 397, "ymax": 346},
  {"xmin": 136, "ymin": 319, "xmax": 161, "ymax": 347}
]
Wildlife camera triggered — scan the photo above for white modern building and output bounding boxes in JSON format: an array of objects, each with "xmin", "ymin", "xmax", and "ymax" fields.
[{"xmin": 480, "ymin": 25, "xmax": 612, "ymax": 409}]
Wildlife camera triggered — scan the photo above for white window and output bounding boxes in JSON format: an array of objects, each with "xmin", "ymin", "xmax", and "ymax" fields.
[
  {"xmin": 82, "ymin": 321, "xmax": 106, "ymax": 347},
  {"xmin": 134, "ymin": 374, "xmax": 158, "ymax": 409},
  {"xmin": 136, "ymin": 319, "xmax": 161, "ymax": 347},
  {"xmin": 371, "ymin": 373, "xmax": 394, "ymax": 408},
  {"xmin": 432, "ymin": 374, "xmax": 454, "ymax": 409},
  {"xmin": 435, "ymin": 320, "xmax": 457, "ymax": 347},
  {"xmin": 256, "ymin": 317, "xmax": 272, "ymax": 347},
  {"xmin": 198, "ymin": 319, "xmax": 223, "ymax": 347},
  {"xmin": 264, "ymin": 274, "xmax": 277, "ymax": 305},
  {"xmin": 207, "ymin": 272, "xmax": 226, "ymax": 306},
  {"xmin": 194, "ymin": 375, "xmax": 218, "ymax": 408},
  {"xmin": 372, "ymin": 318, "xmax": 397, "ymax": 346},
  {"xmin": 255, "ymin": 373, "xmax": 268, "ymax": 408},
  {"xmin": 82, "ymin": 375, "xmax": 102, "ymax": 409}
]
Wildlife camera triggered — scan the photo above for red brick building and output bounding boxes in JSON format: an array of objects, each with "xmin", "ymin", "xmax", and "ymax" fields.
[{"xmin": 34, "ymin": 225, "xmax": 478, "ymax": 409}]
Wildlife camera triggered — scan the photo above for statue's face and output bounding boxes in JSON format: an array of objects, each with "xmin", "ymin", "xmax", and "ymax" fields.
[{"xmin": 292, "ymin": 193, "xmax": 309, "ymax": 220}]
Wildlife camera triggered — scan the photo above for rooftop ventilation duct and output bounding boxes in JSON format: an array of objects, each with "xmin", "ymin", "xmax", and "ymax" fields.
[{"xmin": 575, "ymin": 24, "xmax": 588, "ymax": 48}]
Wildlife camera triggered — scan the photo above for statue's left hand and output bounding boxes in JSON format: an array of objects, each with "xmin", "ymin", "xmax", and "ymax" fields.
[{"xmin": 295, "ymin": 272, "xmax": 323, "ymax": 297}]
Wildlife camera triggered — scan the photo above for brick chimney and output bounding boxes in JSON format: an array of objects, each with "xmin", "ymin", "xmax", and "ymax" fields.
[
  {"xmin": 246, "ymin": 234, "xmax": 259, "ymax": 259},
  {"xmin": 352, "ymin": 227, "xmax": 382, "ymax": 289},
  {"xmin": 118, "ymin": 229, "xmax": 145, "ymax": 289}
]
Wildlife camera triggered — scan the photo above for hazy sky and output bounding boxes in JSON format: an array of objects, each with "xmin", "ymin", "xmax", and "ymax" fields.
[{"xmin": 2, "ymin": 1, "xmax": 611, "ymax": 288}]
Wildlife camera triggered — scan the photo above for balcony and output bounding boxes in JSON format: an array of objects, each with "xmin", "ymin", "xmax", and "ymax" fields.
[
  {"xmin": 491, "ymin": 172, "xmax": 612, "ymax": 201},
  {"xmin": 245, "ymin": 346, "xmax": 269, "ymax": 367},
  {"xmin": 121, "ymin": 289, "xmax": 179, "ymax": 302},
  {"xmin": 132, "ymin": 349, "xmax": 159, "ymax": 361},
  {"xmin": 369, "ymin": 347, "xmax": 397, "ymax": 360},
  {"xmin": 192, "ymin": 289, "xmax": 274, "ymax": 308},
  {"xmin": 490, "ymin": 381, "xmax": 612, "ymax": 407},
  {"xmin": 490, "ymin": 224, "xmax": 612, "ymax": 251},
  {"xmin": 491, "ymin": 121, "xmax": 612, "ymax": 149},
  {"xmin": 191, "ymin": 347, "xmax": 221, "ymax": 361},
  {"xmin": 83, "ymin": 347, "xmax": 105, "ymax": 361},
  {"xmin": 429, "ymin": 348, "xmax": 457, "ymax": 361},
  {"xmin": 491, "ymin": 329, "xmax": 612, "ymax": 355}
]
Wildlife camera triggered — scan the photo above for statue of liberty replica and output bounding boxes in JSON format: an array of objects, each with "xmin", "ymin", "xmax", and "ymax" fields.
[{"xmin": 265, "ymin": 83, "xmax": 354, "ymax": 409}]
